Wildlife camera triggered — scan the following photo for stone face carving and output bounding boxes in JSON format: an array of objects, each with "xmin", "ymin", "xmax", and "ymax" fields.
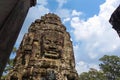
[
  {"xmin": 6, "ymin": 13, "xmax": 79, "ymax": 80},
  {"xmin": 41, "ymin": 31, "xmax": 64, "ymax": 59}
]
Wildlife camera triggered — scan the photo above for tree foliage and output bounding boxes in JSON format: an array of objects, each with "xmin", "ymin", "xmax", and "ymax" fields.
[
  {"xmin": 99, "ymin": 55, "xmax": 120, "ymax": 80},
  {"xmin": 3, "ymin": 59, "xmax": 14, "ymax": 73},
  {"xmin": 79, "ymin": 55, "xmax": 120, "ymax": 80},
  {"xmin": 79, "ymin": 68, "xmax": 107, "ymax": 80}
]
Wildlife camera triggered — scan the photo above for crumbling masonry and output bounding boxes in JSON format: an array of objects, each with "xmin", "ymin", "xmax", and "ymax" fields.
[{"xmin": 6, "ymin": 13, "xmax": 79, "ymax": 80}]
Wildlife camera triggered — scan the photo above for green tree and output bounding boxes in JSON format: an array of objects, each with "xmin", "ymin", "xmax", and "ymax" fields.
[
  {"xmin": 12, "ymin": 47, "xmax": 17, "ymax": 54},
  {"xmin": 79, "ymin": 68, "xmax": 107, "ymax": 80},
  {"xmin": 99, "ymin": 55, "xmax": 120, "ymax": 80},
  {"xmin": 3, "ymin": 59, "xmax": 14, "ymax": 73}
]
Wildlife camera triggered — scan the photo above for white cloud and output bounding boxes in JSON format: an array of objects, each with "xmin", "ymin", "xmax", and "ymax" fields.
[
  {"xmin": 37, "ymin": 5, "xmax": 49, "ymax": 15},
  {"xmin": 73, "ymin": 45, "xmax": 80, "ymax": 61},
  {"xmin": 99, "ymin": 0, "xmax": 120, "ymax": 20},
  {"xmin": 56, "ymin": 8, "xmax": 71, "ymax": 18},
  {"xmin": 71, "ymin": 0, "xmax": 120, "ymax": 61},
  {"xmin": 55, "ymin": 0, "xmax": 71, "ymax": 19},
  {"xmin": 63, "ymin": 17, "xmax": 71, "ymax": 23},
  {"xmin": 72, "ymin": 10, "xmax": 82, "ymax": 16},
  {"xmin": 76, "ymin": 61, "xmax": 99, "ymax": 74},
  {"xmin": 62, "ymin": 10, "xmax": 83, "ymax": 23},
  {"xmin": 56, "ymin": 0, "xmax": 67, "ymax": 8},
  {"xmin": 37, "ymin": 0, "xmax": 48, "ymax": 6},
  {"xmin": 88, "ymin": 52, "xmax": 99, "ymax": 59}
]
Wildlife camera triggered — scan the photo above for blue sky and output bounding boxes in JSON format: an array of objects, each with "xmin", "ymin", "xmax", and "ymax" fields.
[{"xmin": 14, "ymin": 0, "xmax": 120, "ymax": 74}]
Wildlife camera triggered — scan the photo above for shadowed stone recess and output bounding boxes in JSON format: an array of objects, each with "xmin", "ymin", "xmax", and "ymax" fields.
[{"xmin": 6, "ymin": 13, "xmax": 79, "ymax": 80}]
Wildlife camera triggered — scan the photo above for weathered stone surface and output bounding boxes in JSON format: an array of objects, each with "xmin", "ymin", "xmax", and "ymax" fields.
[
  {"xmin": 6, "ymin": 13, "xmax": 79, "ymax": 80},
  {"xmin": 0, "ymin": 0, "xmax": 36, "ymax": 77},
  {"xmin": 109, "ymin": 5, "xmax": 120, "ymax": 37}
]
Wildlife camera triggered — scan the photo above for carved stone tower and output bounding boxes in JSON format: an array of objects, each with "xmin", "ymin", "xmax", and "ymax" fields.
[{"xmin": 6, "ymin": 13, "xmax": 79, "ymax": 80}]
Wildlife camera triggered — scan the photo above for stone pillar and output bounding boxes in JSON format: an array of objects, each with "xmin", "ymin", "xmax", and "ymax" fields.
[
  {"xmin": 0, "ymin": 0, "xmax": 36, "ymax": 77},
  {"xmin": 6, "ymin": 13, "xmax": 79, "ymax": 80},
  {"xmin": 109, "ymin": 5, "xmax": 120, "ymax": 37}
]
